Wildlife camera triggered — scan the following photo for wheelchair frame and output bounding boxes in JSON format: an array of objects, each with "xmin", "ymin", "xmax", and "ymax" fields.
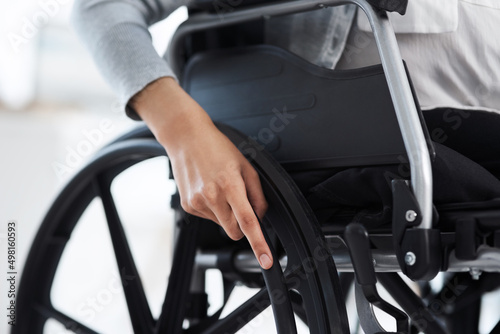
[
  {"xmin": 167, "ymin": 0, "xmax": 434, "ymax": 233},
  {"xmin": 167, "ymin": 0, "xmax": 500, "ymax": 278}
]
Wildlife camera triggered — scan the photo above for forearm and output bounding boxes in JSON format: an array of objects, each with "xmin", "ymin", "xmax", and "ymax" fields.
[
  {"xmin": 71, "ymin": 0, "xmax": 189, "ymax": 111},
  {"xmin": 130, "ymin": 77, "xmax": 272, "ymax": 269},
  {"xmin": 130, "ymin": 77, "xmax": 216, "ymax": 153}
]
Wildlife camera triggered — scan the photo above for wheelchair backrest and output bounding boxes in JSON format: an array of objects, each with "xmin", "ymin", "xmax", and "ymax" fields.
[
  {"xmin": 183, "ymin": 44, "xmax": 433, "ymax": 171},
  {"xmin": 190, "ymin": 0, "xmax": 408, "ymax": 14}
]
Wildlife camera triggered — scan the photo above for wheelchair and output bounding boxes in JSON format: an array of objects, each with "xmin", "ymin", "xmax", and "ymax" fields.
[{"xmin": 14, "ymin": 0, "xmax": 500, "ymax": 333}]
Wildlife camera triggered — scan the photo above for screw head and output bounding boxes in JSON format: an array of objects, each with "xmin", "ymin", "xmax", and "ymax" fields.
[
  {"xmin": 470, "ymin": 268, "xmax": 482, "ymax": 280},
  {"xmin": 405, "ymin": 210, "xmax": 417, "ymax": 222},
  {"xmin": 404, "ymin": 252, "xmax": 416, "ymax": 266}
]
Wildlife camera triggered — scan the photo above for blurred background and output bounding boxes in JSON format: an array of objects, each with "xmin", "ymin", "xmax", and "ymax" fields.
[{"xmin": 0, "ymin": 1, "xmax": 197, "ymax": 333}]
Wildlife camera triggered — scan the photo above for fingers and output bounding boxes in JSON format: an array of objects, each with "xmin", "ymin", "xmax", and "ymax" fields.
[
  {"xmin": 177, "ymin": 158, "xmax": 272, "ymax": 270},
  {"xmin": 181, "ymin": 193, "xmax": 218, "ymax": 222},
  {"xmin": 182, "ymin": 183, "xmax": 245, "ymax": 241},
  {"xmin": 226, "ymin": 179, "xmax": 273, "ymax": 270},
  {"xmin": 210, "ymin": 202, "xmax": 245, "ymax": 241},
  {"xmin": 243, "ymin": 166, "xmax": 268, "ymax": 220}
]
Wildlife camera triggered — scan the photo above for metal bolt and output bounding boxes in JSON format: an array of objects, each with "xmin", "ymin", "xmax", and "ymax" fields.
[
  {"xmin": 318, "ymin": 3, "xmax": 325, "ymax": 8},
  {"xmin": 470, "ymin": 268, "xmax": 482, "ymax": 280},
  {"xmin": 405, "ymin": 210, "xmax": 417, "ymax": 222},
  {"xmin": 404, "ymin": 252, "xmax": 416, "ymax": 266}
]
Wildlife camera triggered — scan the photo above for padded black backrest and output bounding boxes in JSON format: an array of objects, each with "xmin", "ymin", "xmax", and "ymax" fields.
[
  {"xmin": 190, "ymin": 0, "xmax": 408, "ymax": 14},
  {"xmin": 183, "ymin": 45, "xmax": 429, "ymax": 171},
  {"xmin": 190, "ymin": 0, "xmax": 283, "ymax": 12}
]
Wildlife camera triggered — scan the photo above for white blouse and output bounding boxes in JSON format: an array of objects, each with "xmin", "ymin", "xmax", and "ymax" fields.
[{"xmin": 340, "ymin": 0, "xmax": 500, "ymax": 113}]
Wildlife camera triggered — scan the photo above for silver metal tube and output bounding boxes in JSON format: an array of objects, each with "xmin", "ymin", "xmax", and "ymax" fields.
[
  {"xmin": 196, "ymin": 250, "xmax": 400, "ymax": 273},
  {"xmin": 196, "ymin": 249, "xmax": 500, "ymax": 273},
  {"xmin": 166, "ymin": 0, "xmax": 433, "ymax": 229},
  {"xmin": 352, "ymin": 0, "xmax": 433, "ymax": 229},
  {"xmin": 447, "ymin": 246, "xmax": 500, "ymax": 272}
]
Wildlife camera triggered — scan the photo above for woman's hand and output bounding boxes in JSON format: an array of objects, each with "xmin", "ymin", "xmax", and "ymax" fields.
[{"xmin": 131, "ymin": 77, "xmax": 273, "ymax": 270}]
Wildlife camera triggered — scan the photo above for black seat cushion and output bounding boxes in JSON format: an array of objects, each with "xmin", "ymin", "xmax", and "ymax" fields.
[
  {"xmin": 423, "ymin": 108, "xmax": 500, "ymax": 180},
  {"xmin": 305, "ymin": 142, "xmax": 500, "ymax": 228},
  {"xmin": 367, "ymin": 0, "xmax": 408, "ymax": 15}
]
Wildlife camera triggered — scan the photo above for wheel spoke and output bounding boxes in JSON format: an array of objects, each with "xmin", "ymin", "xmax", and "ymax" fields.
[
  {"xmin": 377, "ymin": 273, "xmax": 446, "ymax": 334},
  {"xmin": 490, "ymin": 320, "xmax": 500, "ymax": 334},
  {"xmin": 201, "ymin": 288, "xmax": 271, "ymax": 334},
  {"xmin": 284, "ymin": 267, "xmax": 333, "ymax": 334},
  {"xmin": 184, "ymin": 280, "xmax": 236, "ymax": 334},
  {"xmin": 155, "ymin": 215, "xmax": 201, "ymax": 334},
  {"xmin": 289, "ymin": 290, "xmax": 307, "ymax": 326},
  {"xmin": 34, "ymin": 304, "xmax": 99, "ymax": 334},
  {"xmin": 94, "ymin": 176, "xmax": 155, "ymax": 333}
]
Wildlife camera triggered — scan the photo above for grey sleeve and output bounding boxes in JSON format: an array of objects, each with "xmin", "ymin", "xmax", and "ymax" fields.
[{"xmin": 71, "ymin": 0, "xmax": 191, "ymax": 119}]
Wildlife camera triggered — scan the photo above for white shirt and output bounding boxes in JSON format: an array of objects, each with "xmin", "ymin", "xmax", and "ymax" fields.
[{"xmin": 340, "ymin": 0, "xmax": 500, "ymax": 113}]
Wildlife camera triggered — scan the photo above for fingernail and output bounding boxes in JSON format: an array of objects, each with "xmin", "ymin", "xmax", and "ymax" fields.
[{"xmin": 259, "ymin": 254, "xmax": 272, "ymax": 269}]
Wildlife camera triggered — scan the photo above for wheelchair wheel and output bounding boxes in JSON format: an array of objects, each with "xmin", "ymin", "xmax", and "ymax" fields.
[{"xmin": 14, "ymin": 124, "xmax": 349, "ymax": 334}]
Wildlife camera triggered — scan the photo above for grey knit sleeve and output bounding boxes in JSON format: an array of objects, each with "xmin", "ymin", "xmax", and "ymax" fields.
[{"xmin": 71, "ymin": 0, "xmax": 191, "ymax": 119}]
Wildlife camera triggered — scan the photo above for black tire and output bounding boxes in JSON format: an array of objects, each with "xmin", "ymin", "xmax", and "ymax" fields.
[{"xmin": 14, "ymin": 124, "xmax": 349, "ymax": 334}]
